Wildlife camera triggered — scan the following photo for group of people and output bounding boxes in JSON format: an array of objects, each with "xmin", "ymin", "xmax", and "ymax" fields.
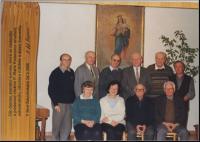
[{"xmin": 48, "ymin": 50, "xmax": 195, "ymax": 141}]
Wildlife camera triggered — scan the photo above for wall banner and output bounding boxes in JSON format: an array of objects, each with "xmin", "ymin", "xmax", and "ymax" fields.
[{"xmin": 0, "ymin": 1, "xmax": 40, "ymax": 140}]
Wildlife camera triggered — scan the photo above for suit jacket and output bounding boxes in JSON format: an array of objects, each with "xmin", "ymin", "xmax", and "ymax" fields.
[
  {"xmin": 74, "ymin": 63, "xmax": 99, "ymax": 98},
  {"xmin": 155, "ymin": 95, "xmax": 186, "ymax": 126},
  {"xmin": 121, "ymin": 66, "xmax": 151, "ymax": 100}
]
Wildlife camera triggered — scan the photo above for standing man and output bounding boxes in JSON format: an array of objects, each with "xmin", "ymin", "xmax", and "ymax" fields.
[
  {"xmin": 155, "ymin": 81, "xmax": 188, "ymax": 140},
  {"xmin": 147, "ymin": 51, "xmax": 173, "ymax": 97},
  {"xmin": 99, "ymin": 54, "xmax": 122, "ymax": 98},
  {"xmin": 48, "ymin": 53, "xmax": 75, "ymax": 141},
  {"xmin": 170, "ymin": 61, "xmax": 195, "ymax": 128},
  {"xmin": 121, "ymin": 52, "xmax": 151, "ymax": 100},
  {"xmin": 74, "ymin": 51, "xmax": 99, "ymax": 99}
]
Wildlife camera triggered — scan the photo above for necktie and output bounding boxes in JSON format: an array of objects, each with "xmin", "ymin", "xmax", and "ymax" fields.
[
  {"xmin": 136, "ymin": 67, "xmax": 139, "ymax": 83},
  {"xmin": 90, "ymin": 65, "xmax": 95, "ymax": 79}
]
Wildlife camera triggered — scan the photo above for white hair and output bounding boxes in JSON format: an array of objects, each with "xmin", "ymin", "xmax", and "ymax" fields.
[{"xmin": 163, "ymin": 81, "xmax": 176, "ymax": 91}]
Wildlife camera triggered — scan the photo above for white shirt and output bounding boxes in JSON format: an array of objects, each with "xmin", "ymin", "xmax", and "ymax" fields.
[
  {"xmin": 100, "ymin": 95, "xmax": 125, "ymax": 125},
  {"xmin": 86, "ymin": 63, "xmax": 92, "ymax": 70},
  {"xmin": 133, "ymin": 66, "xmax": 140, "ymax": 78},
  {"xmin": 109, "ymin": 66, "xmax": 118, "ymax": 71},
  {"xmin": 155, "ymin": 64, "xmax": 165, "ymax": 70},
  {"xmin": 80, "ymin": 94, "xmax": 93, "ymax": 100}
]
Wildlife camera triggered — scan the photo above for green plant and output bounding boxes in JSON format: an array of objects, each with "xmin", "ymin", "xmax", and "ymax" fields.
[{"xmin": 160, "ymin": 30, "xmax": 199, "ymax": 78}]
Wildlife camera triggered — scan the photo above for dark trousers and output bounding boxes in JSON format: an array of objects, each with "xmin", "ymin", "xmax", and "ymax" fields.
[
  {"xmin": 74, "ymin": 123, "xmax": 102, "ymax": 140},
  {"xmin": 102, "ymin": 123, "xmax": 125, "ymax": 140}
]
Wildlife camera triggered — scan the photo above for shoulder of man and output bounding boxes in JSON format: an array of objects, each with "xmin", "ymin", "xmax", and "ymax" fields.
[{"xmin": 147, "ymin": 64, "xmax": 155, "ymax": 70}]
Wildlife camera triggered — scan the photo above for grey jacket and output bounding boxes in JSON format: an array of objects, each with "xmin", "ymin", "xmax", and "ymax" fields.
[
  {"xmin": 121, "ymin": 66, "xmax": 151, "ymax": 100},
  {"xmin": 74, "ymin": 63, "xmax": 99, "ymax": 99}
]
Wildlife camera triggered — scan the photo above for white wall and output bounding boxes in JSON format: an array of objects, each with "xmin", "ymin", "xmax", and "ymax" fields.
[
  {"xmin": 37, "ymin": 4, "xmax": 199, "ymax": 132},
  {"xmin": 37, "ymin": 3, "xmax": 96, "ymax": 132}
]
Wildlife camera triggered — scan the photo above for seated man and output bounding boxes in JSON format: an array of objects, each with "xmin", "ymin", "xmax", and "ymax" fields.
[
  {"xmin": 126, "ymin": 84, "xmax": 154, "ymax": 140},
  {"xmin": 155, "ymin": 81, "xmax": 188, "ymax": 140},
  {"xmin": 72, "ymin": 81, "xmax": 102, "ymax": 140}
]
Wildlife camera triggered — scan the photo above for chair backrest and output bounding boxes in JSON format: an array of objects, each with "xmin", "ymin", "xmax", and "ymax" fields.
[
  {"xmin": 166, "ymin": 132, "xmax": 177, "ymax": 141},
  {"xmin": 136, "ymin": 133, "xmax": 144, "ymax": 141},
  {"xmin": 103, "ymin": 131, "xmax": 127, "ymax": 141}
]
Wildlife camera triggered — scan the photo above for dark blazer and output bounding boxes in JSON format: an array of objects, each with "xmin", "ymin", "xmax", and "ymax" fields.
[
  {"xmin": 155, "ymin": 95, "xmax": 186, "ymax": 126},
  {"xmin": 121, "ymin": 66, "xmax": 151, "ymax": 100},
  {"xmin": 98, "ymin": 66, "xmax": 122, "ymax": 98},
  {"xmin": 126, "ymin": 95, "xmax": 154, "ymax": 126},
  {"xmin": 74, "ymin": 63, "xmax": 99, "ymax": 98}
]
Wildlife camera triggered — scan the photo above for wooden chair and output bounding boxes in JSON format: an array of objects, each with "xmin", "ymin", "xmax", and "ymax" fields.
[
  {"xmin": 136, "ymin": 132, "xmax": 144, "ymax": 141},
  {"xmin": 166, "ymin": 132, "xmax": 177, "ymax": 141},
  {"xmin": 103, "ymin": 131, "xmax": 127, "ymax": 141},
  {"xmin": 194, "ymin": 124, "xmax": 199, "ymax": 140},
  {"xmin": 36, "ymin": 105, "xmax": 50, "ymax": 141}
]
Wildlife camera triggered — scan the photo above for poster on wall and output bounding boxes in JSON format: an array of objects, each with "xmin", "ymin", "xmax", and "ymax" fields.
[
  {"xmin": 1, "ymin": 2, "xmax": 40, "ymax": 140},
  {"xmin": 96, "ymin": 5, "xmax": 144, "ymax": 70}
]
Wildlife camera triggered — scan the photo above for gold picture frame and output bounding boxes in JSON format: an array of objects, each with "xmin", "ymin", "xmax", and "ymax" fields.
[{"xmin": 96, "ymin": 5, "xmax": 144, "ymax": 70}]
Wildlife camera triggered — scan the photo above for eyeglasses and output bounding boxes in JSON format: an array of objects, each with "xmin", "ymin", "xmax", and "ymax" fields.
[
  {"xmin": 113, "ymin": 59, "xmax": 120, "ymax": 62},
  {"xmin": 62, "ymin": 59, "xmax": 71, "ymax": 61},
  {"xmin": 136, "ymin": 88, "xmax": 144, "ymax": 92}
]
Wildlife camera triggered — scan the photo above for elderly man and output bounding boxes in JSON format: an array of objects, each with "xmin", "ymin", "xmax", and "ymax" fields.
[
  {"xmin": 126, "ymin": 84, "xmax": 154, "ymax": 140},
  {"xmin": 48, "ymin": 53, "xmax": 75, "ymax": 141},
  {"xmin": 155, "ymin": 81, "xmax": 188, "ymax": 140},
  {"xmin": 99, "ymin": 54, "xmax": 122, "ymax": 98},
  {"xmin": 121, "ymin": 52, "xmax": 151, "ymax": 100},
  {"xmin": 147, "ymin": 51, "xmax": 173, "ymax": 97},
  {"xmin": 169, "ymin": 60, "xmax": 195, "ymax": 128},
  {"xmin": 74, "ymin": 51, "xmax": 99, "ymax": 99}
]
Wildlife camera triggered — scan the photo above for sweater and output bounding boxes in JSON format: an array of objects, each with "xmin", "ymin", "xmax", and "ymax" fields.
[
  {"xmin": 147, "ymin": 64, "xmax": 173, "ymax": 96},
  {"xmin": 100, "ymin": 95, "xmax": 125, "ymax": 125},
  {"xmin": 72, "ymin": 96, "xmax": 101, "ymax": 126},
  {"xmin": 48, "ymin": 67, "xmax": 75, "ymax": 106},
  {"xmin": 99, "ymin": 67, "xmax": 122, "ymax": 98}
]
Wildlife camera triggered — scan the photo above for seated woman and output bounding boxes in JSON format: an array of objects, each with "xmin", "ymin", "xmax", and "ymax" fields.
[
  {"xmin": 72, "ymin": 81, "xmax": 102, "ymax": 140},
  {"xmin": 125, "ymin": 84, "xmax": 154, "ymax": 140},
  {"xmin": 100, "ymin": 80, "xmax": 126, "ymax": 140}
]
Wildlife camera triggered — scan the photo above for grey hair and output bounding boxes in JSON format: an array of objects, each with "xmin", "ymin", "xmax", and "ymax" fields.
[
  {"xmin": 85, "ymin": 50, "xmax": 95, "ymax": 59},
  {"xmin": 163, "ymin": 81, "xmax": 176, "ymax": 91},
  {"xmin": 155, "ymin": 51, "xmax": 167, "ymax": 60},
  {"xmin": 134, "ymin": 83, "xmax": 146, "ymax": 93}
]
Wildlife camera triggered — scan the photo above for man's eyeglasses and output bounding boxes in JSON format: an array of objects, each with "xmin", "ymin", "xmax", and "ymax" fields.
[
  {"xmin": 136, "ymin": 88, "xmax": 144, "ymax": 92},
  {"xmin": 113, "ymin": 59, "xmax": 120, "ymax": 62}
]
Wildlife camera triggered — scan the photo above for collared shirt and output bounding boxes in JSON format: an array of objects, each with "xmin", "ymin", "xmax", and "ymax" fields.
[
  {"xmin": 80, "ymin": 94, "xmax": 93, "ymax": 100},
  {"xmin": 176, "ymin": 75, "xmax": 184, "ymax": 89},
  {"xmin": 133, "ymin": 66, "xmax": 140, "ymax": 77},
  {"xmin": 155, "ymin": 64, "xmax": 165, "ymax": 70},
  {"xmin": 59, "ymin": 66, "xmax": 71, "ymax": 73},
  {"xmin": 109, "ymin": 66, "xmax": 118, "ymax": 71},
  {"xmin": 86, "ymin": 63, "xmax": 92, "ymax": 70},
  {"xmin": 166, "ymin": 95, "xmax": 174, "ymax": 100}
]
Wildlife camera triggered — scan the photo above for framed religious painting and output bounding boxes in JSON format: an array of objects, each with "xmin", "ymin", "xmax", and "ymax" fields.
[{"xmin": 96, "ymin": 5, "xmax": 144, "ymax": 70}]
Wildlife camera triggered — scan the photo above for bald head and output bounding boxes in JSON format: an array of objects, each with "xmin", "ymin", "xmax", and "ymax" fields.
[
  {"xmin": 131, "ymin": 52, "xmax": 143, "ymax": 67},
  {"xmin": 134, "ymin": 83, "xmax": 146, "ymax": 99},
  {"xmin": 85, "ymin": 51, "xmax": 96, "ymax": 65}
]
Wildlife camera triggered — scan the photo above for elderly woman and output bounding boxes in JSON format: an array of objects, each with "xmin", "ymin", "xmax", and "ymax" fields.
[
  {"xmin": 72, "ymin": 81, "xmax": 102, "ymax": 140},
  {"xmin": 100, "ymin": 80, "xmax": 125, "ymax": 140}
]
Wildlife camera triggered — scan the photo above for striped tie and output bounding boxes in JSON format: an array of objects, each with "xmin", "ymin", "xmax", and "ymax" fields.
[{"xmin": 136, "ymin": 67, "xmax": 140, "ymax": 83}]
